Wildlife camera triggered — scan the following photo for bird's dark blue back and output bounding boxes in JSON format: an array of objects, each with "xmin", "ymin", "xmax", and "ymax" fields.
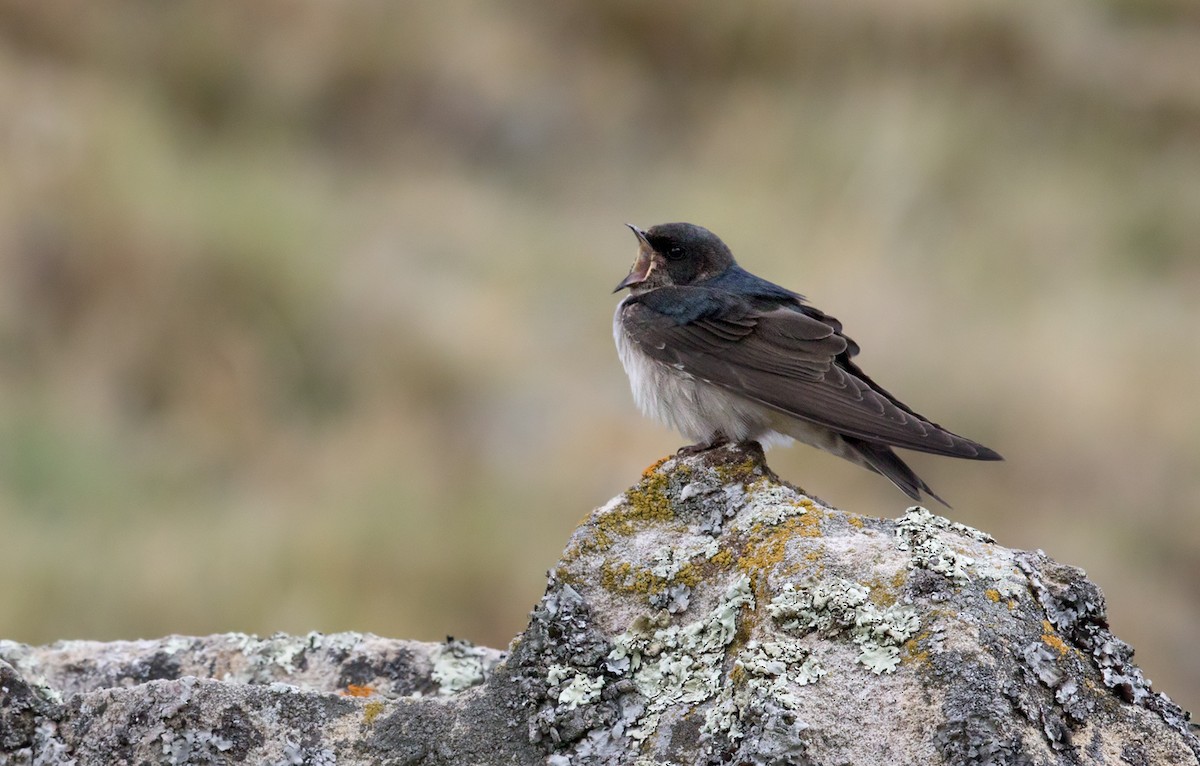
[{"xmin": 631, "ymin": 265, "xmax": 804, "ymax": 326}]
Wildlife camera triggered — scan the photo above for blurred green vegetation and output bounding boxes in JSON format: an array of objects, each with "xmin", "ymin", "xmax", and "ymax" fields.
[{"xmin": 1, "ymin": 0, "xmax": 1198, "ymax": 714}]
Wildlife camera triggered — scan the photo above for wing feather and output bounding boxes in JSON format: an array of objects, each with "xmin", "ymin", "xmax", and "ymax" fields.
[{"xmin": 621, "ymin": 291, "xmax": 999, "ymax": 460}]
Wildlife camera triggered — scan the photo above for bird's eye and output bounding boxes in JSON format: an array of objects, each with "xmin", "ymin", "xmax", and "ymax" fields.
[{"xmin": 665, "ymin": 246, "xmax": 684, "ymax": 260}]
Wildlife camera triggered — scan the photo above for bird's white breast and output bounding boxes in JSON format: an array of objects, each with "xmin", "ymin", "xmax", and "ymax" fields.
[{"xmin": 613, "ymin": 297, "xmax": 788, "ymax": 445}]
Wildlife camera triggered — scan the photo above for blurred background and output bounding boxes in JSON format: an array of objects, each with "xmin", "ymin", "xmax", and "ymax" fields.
[{"xmin": 1, "ymin": 0, "xmax": 1197, "ymax": 714}]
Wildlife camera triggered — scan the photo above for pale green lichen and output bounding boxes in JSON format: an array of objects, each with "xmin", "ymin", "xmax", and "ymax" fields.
[
  {"xmin": 898, "ymin": 506, "xmax": 994, "ymax": 543},
  {"xmin": 557, "ymin": 671, "xmax": 606, "ymax": 709},
  {"xmin": 738, "ymin": 640, "xmax": 816, "ymax": 680},
  {"xmin": 972, "ymin": 558, "xmax": 1026, "ymax": 599},
  {"xmin": 546, "ymin": 663, "xmax": 571, "ymax": 685},
  {"xmin": 701, "ymin": 637, "xmax": 818, "ymax": 757},
  {"xmin": 895, "ymin": 506, "xmax": 993, "ymax": 582},
  {"xmin": 236, "ymin": 633, "xmax": 311, "ymax": 678},
  {"xmin": 767, "ymin": 578, "xmax": 919, "ymax": 674},
  {"xmin": 649, "ymin": 539, "xmax": 720, "ymax": 579},
  {"xmin": 600, "ymin": 537, "xmax": 726, "ymax": 613},
  {"xmin": 643, "ymin": 539, "xmax": 724, "ymax": 613},
  {"xmin": 737, "ymin": 640, "xmax": 825, "ymax": 705},
  {"xmin": 430, "ymin": 638, "xmax": 497, "ymax": 695},
  {"xmin": 600, "ymin": 556, "xmax": 700, "ymax": 614},
  {"xmin": 604, "ymin": 574, "xmax": 754, "ymax": 739},
  {"xmin": 308, "ymin": 630, "xmax": 369, "ymax": 656},
  {"xmin": 731, "ymin": 484, "xmax": 814, "ymax": 532},
  {"xmin": 856, "ymin": 644, "xmax": 902, "ymax": 675},
  {"xmin": 0, "ymin": 640, "xmax": 64, "ymax": 705}
]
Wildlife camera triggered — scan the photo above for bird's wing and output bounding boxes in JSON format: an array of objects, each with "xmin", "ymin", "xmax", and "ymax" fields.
[{"xmin": 621, "ymin": 292, "xmax": 999, "ymax": 459}]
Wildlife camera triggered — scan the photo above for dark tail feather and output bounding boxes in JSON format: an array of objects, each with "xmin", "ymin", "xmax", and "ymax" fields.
[{"xmin": 847, "ymin": 439, "xmax": 952, "ymax": 508}]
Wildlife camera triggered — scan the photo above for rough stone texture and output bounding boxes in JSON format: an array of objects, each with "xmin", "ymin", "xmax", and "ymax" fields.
[{"xmin": 2, "ymin": 443, "xmax": 1197, "ymax": 765}]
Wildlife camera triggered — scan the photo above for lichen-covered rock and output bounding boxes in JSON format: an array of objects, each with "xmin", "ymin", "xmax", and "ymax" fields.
[
  {"xmin": 527, "ymin": 444, "xmax": 1198, "ymax": 765},
  {"xmin": 2, "ymin": 443, "xmax": 1197, "ymax": 765},
  {"xmin": 0, "ymin": 632, "xmax": 528, "ymax": 766}
]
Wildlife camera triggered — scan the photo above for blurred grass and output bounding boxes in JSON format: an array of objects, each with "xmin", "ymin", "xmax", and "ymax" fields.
[{"xmin": 1, "ymin": 0, "xmax": 1198, "ymax": 715}]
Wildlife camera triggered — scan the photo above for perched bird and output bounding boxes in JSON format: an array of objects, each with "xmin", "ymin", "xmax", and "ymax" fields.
[{"xmin": 613, "ymin": 222, "xmax": 1001, "ymax": 505}]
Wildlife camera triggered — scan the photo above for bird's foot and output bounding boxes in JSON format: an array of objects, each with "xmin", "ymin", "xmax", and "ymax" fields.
[{"xmin": 677, "ymin": 435, "xmax": 732, "ymax": 457}]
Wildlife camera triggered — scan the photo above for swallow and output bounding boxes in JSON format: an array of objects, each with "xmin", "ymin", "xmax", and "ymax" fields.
[{"xmin": 613, "ymin": 222, "xmax": 1001, "ymax": 505}]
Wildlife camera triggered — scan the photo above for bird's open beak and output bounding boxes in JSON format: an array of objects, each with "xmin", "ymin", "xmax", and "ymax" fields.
[{"xmin": 614, "ymin": 224, "xmax": 653, "ymax": 292}]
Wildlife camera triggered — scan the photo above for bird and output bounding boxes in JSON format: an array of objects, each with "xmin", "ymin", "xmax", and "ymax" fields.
[{"xmin": 612, "ymin": 221, "xmax": 1002, "ymax": 506}]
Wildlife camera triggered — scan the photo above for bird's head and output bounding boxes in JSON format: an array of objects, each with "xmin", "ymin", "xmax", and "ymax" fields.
[{"xmin": 614, "ymin": 222, "xmax": 736, "ymax": 294}]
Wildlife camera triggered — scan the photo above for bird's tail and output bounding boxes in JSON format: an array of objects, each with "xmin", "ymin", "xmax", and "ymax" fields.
[{"xmin": 846, "ymin": 438, "xmax": 951, "ymax": 508}]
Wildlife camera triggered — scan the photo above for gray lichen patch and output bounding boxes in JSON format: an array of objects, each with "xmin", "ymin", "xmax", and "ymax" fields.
[{"xmin": 1014, "ymin": 552, "xmax": 1197, "ymax": 746}]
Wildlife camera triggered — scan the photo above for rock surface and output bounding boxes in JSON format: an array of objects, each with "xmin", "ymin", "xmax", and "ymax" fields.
[{"xmin": 2, "ymin": 443, "xmax": 1197, "ymax": 765}]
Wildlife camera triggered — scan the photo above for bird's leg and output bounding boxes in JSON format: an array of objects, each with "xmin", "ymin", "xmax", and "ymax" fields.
[{"xmin": 677, "ymin": 432, "xmax": 731, "ymax": 456}]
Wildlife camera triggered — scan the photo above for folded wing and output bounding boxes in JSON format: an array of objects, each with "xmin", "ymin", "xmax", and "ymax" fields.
[{"xmin": 621, "ymin": 290, "xmax": 1000, "ymax": 460}]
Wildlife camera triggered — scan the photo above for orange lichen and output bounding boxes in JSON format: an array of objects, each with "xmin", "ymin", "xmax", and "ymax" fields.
[
  {"xmin": 736, "ymin": 521, "xmax": 792, "ymax": 574},
  {"xmin": 642, "ymin": 456, "xmax": 671, "ymax": 478},
  {"xmin": 793, "ymin": 509, "xmax": 823, "ymax": 538},
  {"xmin": 1041, "ymin": 621, "xmax": 1069, "ymax": 655},
  {"xmin": 846, "ymin": 515, "xmax": 865, "ymax": 528},
  {"xmin": 573, "ymin": 526, "xmax": 613, "ymax": 554},
  {"xmin": 1042, "ymin": 633, "xmax": 1069, "ymax": 655},
  {"xmin": 342, "ymin": 684, "xmax": 374, "ymax": 698},
  {"xmin": 674, "ymin": 561, "xmax": 701, "ymax": 587},
  {"xmin": 736, "ymin": 508, "xmax": 826, "ymax": 581},
  {"xmin": 984, "ymin": 589, "xmax": 1002, "ymax": 603}
]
